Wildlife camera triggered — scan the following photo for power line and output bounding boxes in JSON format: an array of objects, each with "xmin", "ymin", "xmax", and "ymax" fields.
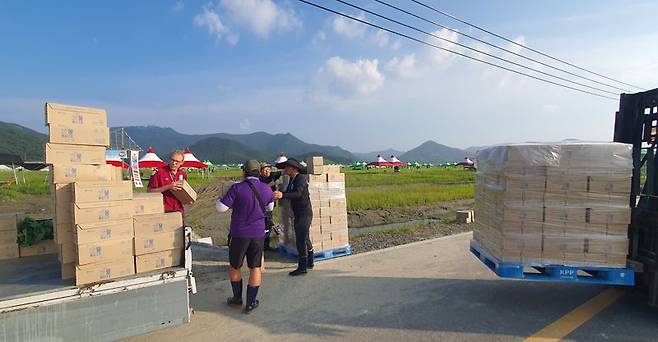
[
  {"xmin": 409, "ymin": 0, "xmax": 646, "ymax": 91},
  {"xmin": 372, "ymin": 0, "xmax": 632, "ymax": 93},
  {"xmin": 333, "ymin": 0, "xmax": 619, "ymax": 96},
  {"xmin": 296, "ymin": 0, "xmax": 618, "ymax": 100}
]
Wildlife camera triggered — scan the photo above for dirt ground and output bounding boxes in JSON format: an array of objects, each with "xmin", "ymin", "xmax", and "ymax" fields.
[
  {"xmin": 348, "ymin": 199, "xmax": 474, "ymax": 228},
  {"xmin": 0, "ymin": 194, "xmax": 52, "ymax": 220}
]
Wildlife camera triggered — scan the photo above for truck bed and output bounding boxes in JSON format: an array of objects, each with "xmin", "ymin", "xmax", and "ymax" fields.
[{"xmin": 0, "ymin": 255, "xmax": 190, "ymax": 342}]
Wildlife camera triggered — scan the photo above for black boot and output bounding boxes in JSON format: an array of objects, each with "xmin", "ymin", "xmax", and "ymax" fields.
[
  {"xmin": 289, "ymin": 257, "xmax": 308, "ymax": 276},
  {"xmin": 226, "ymin": 279, "xmax": 243, "ymax": 307},
  {"xmin": 307, "ymin": 250, "xmax": 314, "ymax": 269}
]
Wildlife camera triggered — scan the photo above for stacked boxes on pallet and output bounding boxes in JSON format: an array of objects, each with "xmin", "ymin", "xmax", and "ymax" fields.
[
  {"xmin": 473, "ymin": 142, "xmax": 632, "ymax": 268},
  {"xmin": 0, "ymin": 213, "xmax": 20, "ymax": 260},
  {"xmin": 279, "ymin": 156, "xmax": 349, "ymax": 253},
  {"xmin": 46, "ymin": 103, "xmax": 185, "ymax": 285}
]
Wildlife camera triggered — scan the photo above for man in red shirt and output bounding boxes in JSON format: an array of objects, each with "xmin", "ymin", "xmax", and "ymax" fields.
[{"xmin": 148, "ymin": 150, "xmax": 193, "ymax": 213}]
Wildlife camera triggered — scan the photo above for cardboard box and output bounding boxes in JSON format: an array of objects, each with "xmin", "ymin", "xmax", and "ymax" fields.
[
  {"xmin": 306, "ymin": 156, "xmax": 324, "ymax": 175},
  {"xmin": 73, "ymin": 181, "xmax": 133, "ymax": 203},
  {"xmin": 58, "ymin": 243, "xmax": 76, "ymax": 264},
  {"xmin": 135, "ymin": 248, "xmax": 183, "ymax": 273},
  {"xmin": 546, "ymin": 176, "xmax": 587, "ymax": 192},
  {"xmin": 19, "ymin": 239, "xmax": 58, "ymax": 257},
  {"xmin": 75, "ymin": 256, "xmax": 135, "ymax": 285},
  {"xmin": 52, "ymin": 184, "xmax": 73, "ymax": 224},
  {"xmin": 133, "ymin": 212, "xmax": 183, "ymax": 238},
  {"xmin": 45, "ymin": 143, "xmax": 106, "ymax": 165},
  {"xmin": 171, "ymin": 180, "xmax": 197, "ymax": 204},
  {"xmin": 45, "ymin": 102, "xmax": 108, "ymax": 127},
  {"xmin": 322, "ymin": 165, "xmax": 341, "ymax": 174},
  {"xmin": 48, "ymin": 123, "xmax": 110, "ymax": 146},
  {"xmin": 61, "ymin": 262, "xmax": 75, "ymax": 280},
  {"xmin": 55, "ymin": 221, "xmax": 74, "ymax": 244},
  {"xmin": 134, "ymin": 227, "xmax": 184, "ymax": 255},
  {"xmin": 132, "ymin": 193, "xmax": 164, "ymax": 216},
  {"xmin": 0, "ymin": 213, "xmax": 19, "ymax": 232},
  {"xmin": 327, "ymin": 173, "xmax": 345, "ymax": 183},
  {"xmin": 73, "ymin": 201, "xmax": 133, "ymax": 225},
  {"xmin": 0, "ymin": 243, "xmax": 19, "ymax": 260},
  {"xmin": 74, "ymin": 219, "xmax": 134, "ymax": 245},
  {"xmin": 51, "ymin": 164, "xmax": 115, "ymax": 184},
  {"xmin": 587, "ymin": 175, "xmax": 631, "ymax": 194},
  {"xmin": 77, "ymin": 238, "xmax": 134, "ymax": 265}
]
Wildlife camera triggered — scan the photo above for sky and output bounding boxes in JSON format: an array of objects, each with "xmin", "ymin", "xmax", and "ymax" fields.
[{"xmin": 1, "ymin": 0, "xmax": 657, "ymax": 153}]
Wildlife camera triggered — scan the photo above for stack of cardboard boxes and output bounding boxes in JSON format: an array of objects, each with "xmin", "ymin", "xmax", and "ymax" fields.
[
  {"xmin": 279, "ymin": 156, "xmax": 349, "ymax": 252},
  {"xmin": 0, "ymin": 213, "xmax": 20, "ymax": 260},
  {"xmin": 46, "ymin": 103, "xmax": 185, "ymax": 285},
  {"xmin": 473, "ymin": 142, "xmax": 632, "ymax": 268}
]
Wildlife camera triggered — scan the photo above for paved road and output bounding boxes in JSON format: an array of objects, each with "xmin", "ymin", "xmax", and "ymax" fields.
[{"xmin": 128, "ymin": 232, "xmax": 658, "ymax": 341}]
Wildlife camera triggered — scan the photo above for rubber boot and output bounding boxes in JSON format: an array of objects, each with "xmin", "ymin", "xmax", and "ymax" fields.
[
  {"xmin": 307, "ymin": 250, "xmax": 314, "ymax": 269},
  {"xmin": 289, "ymin": 257, "xmax": 308, "ymax": 276}
]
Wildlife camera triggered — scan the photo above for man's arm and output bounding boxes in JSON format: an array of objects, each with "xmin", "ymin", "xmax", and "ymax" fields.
[
  {"xmin": 216, "ymin": 184, "xmax": 236, "ymax": 213},
  {"xmin": 281, "ymin": 176, "xmax": 307, "ymax": 200}
]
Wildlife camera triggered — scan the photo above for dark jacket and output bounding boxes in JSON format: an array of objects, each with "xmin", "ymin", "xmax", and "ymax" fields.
[
  {"xmin": 259, "ymin": 171, "xmax": 282, "ymax": 191},
  {"xmin": 282, "ymin": 173, "xmax": 312, "ymax": 217}
]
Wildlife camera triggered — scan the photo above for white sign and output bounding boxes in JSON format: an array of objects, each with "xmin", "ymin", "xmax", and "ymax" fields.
[{"xmin": 130, "ymin": 150, "xmax": 143, "ymax": 188}]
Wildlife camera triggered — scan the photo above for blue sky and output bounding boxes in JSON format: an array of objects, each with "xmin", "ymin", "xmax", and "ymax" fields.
[{"xmin": 1, "ymin": 0, "xmax": 657, "ymax": 152}]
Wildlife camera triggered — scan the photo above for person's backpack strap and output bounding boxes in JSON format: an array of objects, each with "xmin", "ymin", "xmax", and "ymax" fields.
[{"xmin": 245, "ymin": 180, "xmax": 266, "ymax": 215}]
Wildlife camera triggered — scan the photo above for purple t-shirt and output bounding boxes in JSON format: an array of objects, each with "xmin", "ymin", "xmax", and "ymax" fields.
[{"xmin": 221, "ymin": 177, "xmax": 274, "ymax": 239}]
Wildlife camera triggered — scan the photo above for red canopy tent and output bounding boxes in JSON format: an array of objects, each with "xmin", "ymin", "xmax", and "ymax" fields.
[
  {"xmin": 106, "ymin": 154, "xmax": 129, "ymax": 169},
  {"xmin": 139, "ymin": 147, "xmax": 166, "ymax": 168},
  {"xmin": 388, "ymin": 155, "xmax": 408, "ymax": 167},
  {"xmin": 182, "ymin": 148, "xmax": 208, "ymax": 169},
  {"xmin": 367, "ymin": 155, "xmax": 393, "ymax": 167}
]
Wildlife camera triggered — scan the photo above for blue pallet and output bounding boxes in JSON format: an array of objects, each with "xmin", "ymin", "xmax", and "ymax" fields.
[
  {"xmin": 469, "ymin": 240, "xmax": 635, "ymax": 286},
  {"xmin": 278, "ymin": 242, "xmax": 352, "ymax": 261}
]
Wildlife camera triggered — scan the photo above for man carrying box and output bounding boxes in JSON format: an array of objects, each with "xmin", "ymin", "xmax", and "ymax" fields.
[
  {"xmin": 216, "ymin": 160, "xmax": 274, "ymax": 314},
  {"xmin": 147, "ymin": 150, "xmax": 193, "ymax": 213}
]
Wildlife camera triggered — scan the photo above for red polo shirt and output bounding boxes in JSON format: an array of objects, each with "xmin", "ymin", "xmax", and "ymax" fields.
[{"xmin": 148, "ymin": 166, "xmax": 188, "ymax": 213}]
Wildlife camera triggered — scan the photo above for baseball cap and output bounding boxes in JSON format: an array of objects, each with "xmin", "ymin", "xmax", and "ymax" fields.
[
  {"xmin": 260, "ymin": 162, "xmax": 271, "ymax": 170},
  {"xmin": 243, "ymin": 160, "xmax": 260, "ymax": 175}
]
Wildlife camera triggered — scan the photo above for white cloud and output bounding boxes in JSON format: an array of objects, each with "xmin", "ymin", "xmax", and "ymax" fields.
[
  {"xmin": 374, "ymin": 30, "xmax": 389, "ymax": 47},
  {"xmin": 193, "ymin": 5, "xmax": 228, "ymax": 40},
  {"xmin": 172, "ymin": 1, "xmax": 185, "ymax": 12},
  {"xmin": 386, "ymin": 54, "xmax": 418, "ymax": 78},
  {"xmin": 332, "ymin": 12, "xmax": 367, "ymax": 39},
  {"xmin": 239, "ymin": 118, "xmax": 252, "ymax": 130},
  {"xmin": 312, "ymin": 57, "xmax": 385, "ymax": 99},
  {"xmin": 219, "ymin": 0, "xmax": 301, "ymax": 38},
  {"xmin": 312, "ymin": 31, "xmax": 326, "ymax": 45},
  {"xmin": 426, "ymin": 28, "xmax": 460, "ymax": 66}
]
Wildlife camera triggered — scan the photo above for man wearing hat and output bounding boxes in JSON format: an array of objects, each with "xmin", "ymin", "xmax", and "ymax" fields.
[
  {"xmin": 259, "ymin": 163, "xmax": 282, "ymax": 251},
  {"xmin": 216, "ymin": 160, "xmax": 274, "ymax": 313},
  {"xmin": 273, "ymin": 158, "xmax": 314, "ymax": 276}
]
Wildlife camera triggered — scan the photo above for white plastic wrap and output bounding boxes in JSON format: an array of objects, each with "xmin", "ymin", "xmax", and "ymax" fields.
[{"xmin": 473, "ymin": 142, "xmax": 633, "ymax": 268}]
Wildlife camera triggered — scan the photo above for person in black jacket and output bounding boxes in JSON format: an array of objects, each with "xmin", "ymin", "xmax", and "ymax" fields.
[
  {"xmin": 273, "ymin": 158, "xmax": 314, "ymax": 276},
  {"xmin": 259, "ymin": 163, "xmax": 281, "ymax": 251}
]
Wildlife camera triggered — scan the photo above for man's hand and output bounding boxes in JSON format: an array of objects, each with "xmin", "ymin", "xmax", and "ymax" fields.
[
  {"xmin": 186, "ymin": 200, "xmax": 195, "ymax": 205},
  {"xmin": 169, "ymin": 182, "xmax": 183, "ymax": 191},
  {"xmin": 273, "ymin": 191, "xmax": 283, "ymax": 200}
]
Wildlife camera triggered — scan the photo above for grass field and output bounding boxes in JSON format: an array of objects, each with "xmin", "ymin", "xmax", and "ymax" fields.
[
  {"xmin": 344, "ymin": 167, "xmax": 475, "ymax": 187},
  {"xmin": 0, "ymin": 166, "xmax": 476, "ymax": 210},
  {"xmin": 343, "ymin": 167, "xmax": 475, "ymax": 210}
]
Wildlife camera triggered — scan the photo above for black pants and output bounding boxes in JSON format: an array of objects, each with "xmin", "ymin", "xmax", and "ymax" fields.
[{"xmin": 294, "ymin": 214, "xmax": 313, "ymax": 258}]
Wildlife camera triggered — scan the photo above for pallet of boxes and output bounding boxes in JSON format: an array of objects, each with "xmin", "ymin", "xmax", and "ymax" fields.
[
  {"xmin": 278, "ymin": 156, "xmax": 350, "ymax": 258},
  {"xmin": 45, "ymin": 102, "xmax": 185, "ymax": 285},
  {"xmin": 472, "ymin": 142, "xmax": 632, "ymax": 268}
]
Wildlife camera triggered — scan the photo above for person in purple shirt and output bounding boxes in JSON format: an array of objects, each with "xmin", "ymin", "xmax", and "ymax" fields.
[{"xmin": 216, "ymin": 160, "xmax": 274, "ymax": 314}]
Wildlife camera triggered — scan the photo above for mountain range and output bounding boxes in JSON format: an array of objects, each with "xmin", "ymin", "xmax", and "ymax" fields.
[{"xmin": 0, "ymin": 122, "xmax": 474, "ymax": 164}]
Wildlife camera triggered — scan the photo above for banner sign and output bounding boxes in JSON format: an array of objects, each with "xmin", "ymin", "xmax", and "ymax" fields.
[{"xmin": 130, "ymin": 150, "xmax": 142, "ymax": 188}]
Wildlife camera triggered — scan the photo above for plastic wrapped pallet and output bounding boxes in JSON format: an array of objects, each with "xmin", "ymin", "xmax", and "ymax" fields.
[
  {"xmin": 473, "ymin": 142, "xmax": 632, "ymax": 268},
  {"xmin": 279, "ymin": 157, "xmax": 349, "ymax": 253}
]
